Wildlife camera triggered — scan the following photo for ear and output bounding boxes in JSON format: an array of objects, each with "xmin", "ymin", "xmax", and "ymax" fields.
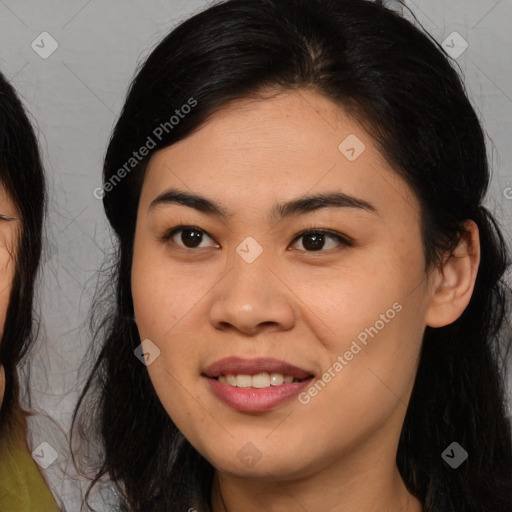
[{"xmin": 425, "ymin": 220, "xmax": 480, "ymax": 328}]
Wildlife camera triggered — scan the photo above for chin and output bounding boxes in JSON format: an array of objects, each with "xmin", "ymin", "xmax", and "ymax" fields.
[{"xmin": 199, "ymin": 441, "xmax": 318, "ymax": 481}]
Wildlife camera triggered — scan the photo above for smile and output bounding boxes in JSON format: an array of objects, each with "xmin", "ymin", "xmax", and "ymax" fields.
[{"xmin": 203, "ymin": 357, "xmax": 314, "ymax": 412}]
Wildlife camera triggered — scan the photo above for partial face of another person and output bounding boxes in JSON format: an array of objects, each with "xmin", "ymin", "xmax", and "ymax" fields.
[
  {"xmin": 131, "ymin": 89, "xmax": 470, "ymax": 480},
  {"xmin": 0, "ymin": 182, "xmax": 19, "ymax": 407}
]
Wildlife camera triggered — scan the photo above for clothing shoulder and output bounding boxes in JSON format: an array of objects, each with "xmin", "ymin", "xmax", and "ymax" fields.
[{"xmin": 0, "ymin": 431, "xmax": 60, "ymax": 512}]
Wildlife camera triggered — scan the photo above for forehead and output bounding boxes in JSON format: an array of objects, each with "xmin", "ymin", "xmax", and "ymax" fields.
[
  {"xmin": 0, "ymin": 181, "xmax": 17, "ymax": 218},
  {"xmin": 140, "ymin": 89, "xmax": 420, "ymax": 224}
]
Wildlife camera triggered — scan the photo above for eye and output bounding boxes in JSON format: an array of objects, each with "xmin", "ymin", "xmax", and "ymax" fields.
[
  {"xmin": 163, "ymin": 225, "xmax": 219, "ymax": 249},
  {"xmin": 162, "ymin": 225, "xmax": 352, "ymax": 252},
  {"xmin": 290, "ymin": 229, "xmax": 352, "ymax": 252}
]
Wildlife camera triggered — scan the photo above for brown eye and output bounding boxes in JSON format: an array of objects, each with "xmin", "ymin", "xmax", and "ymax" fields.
[
  {"xmin": 301, "ymin": 233, "xmax": 326, "ymax": 251},
  {"xmin": 179, "ymin": 228, "xmax": 204, "ymax": 248},
  {"xmin": 164, "ymin": 225, "xmax": 219, "ymax": 249},
  {"xmin": 291, "ymin": 230, "xmax": 351, "ymax": 252}
]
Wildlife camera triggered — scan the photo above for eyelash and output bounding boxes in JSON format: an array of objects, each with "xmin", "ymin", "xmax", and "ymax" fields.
[{"xmin": 161, "ymin": 224, "xmax": 353, "ymax": 252}]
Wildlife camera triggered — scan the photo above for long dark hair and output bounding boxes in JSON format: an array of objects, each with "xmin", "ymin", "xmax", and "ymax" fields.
[
  {"xmin": 73, "ymin": 0, "xmax": 512, "ymax": 510},
  {"xmin": 0, "ymin": 71, "xmax": 45, "ymax": 439}
]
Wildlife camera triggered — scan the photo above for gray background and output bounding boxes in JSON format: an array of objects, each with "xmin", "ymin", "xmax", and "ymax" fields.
[{"xmin": 0, "ymin": 0, "xmax": 511, "ymax": 509}]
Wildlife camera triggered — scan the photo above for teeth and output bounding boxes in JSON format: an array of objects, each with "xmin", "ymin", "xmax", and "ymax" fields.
[
  {"xmin": 236, "ymin": 374, "xmax": 252, "ymax": 388},
  {"xmin": 217, "ymin": 372, "xmax": 301, "ymax": 388},
  {"xmin": 270, "ymin": 373, "xmax": 284, "ymax": 386},
  {"xmin": 252, "ymin": 372, "xmax": 270, "ymax": 388}
]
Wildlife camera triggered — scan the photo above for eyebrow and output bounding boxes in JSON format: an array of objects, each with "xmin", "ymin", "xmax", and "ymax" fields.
[{"xmin": 149, "ymin": 187, "xmax": 378, "ymax": 220}]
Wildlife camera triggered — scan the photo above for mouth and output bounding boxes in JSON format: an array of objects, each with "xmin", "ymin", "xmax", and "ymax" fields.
[{"xmin": 202, "ymin": 357, "xmax": 315, "ymax": 412}]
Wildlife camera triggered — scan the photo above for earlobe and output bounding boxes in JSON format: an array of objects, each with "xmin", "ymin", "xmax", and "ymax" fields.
[{"xmin": 425, "ymin": 220, "xmax": 480, "ymax": 328}]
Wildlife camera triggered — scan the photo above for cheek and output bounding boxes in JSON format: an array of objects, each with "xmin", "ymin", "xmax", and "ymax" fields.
[
  {"xmin": 0, "ymin": 365, "xmax": 4, "ymax": 406},
  {"xmin": 132, "ymin": 229, "xmax": 176, "ymax": 332},
  {"xmin": 290, "ymin": 252, "xmax": 427, "ymax": 421},
  {"xmin": 0, "ymin": 243, "xmax": 15, "ymax": 339},
  {"xmin": 291, "ymin": 306, "xmax": 425, "ymax": 468},
  {"xmin": 130, "ymin": 238, "xmax": 210, "ymax": 400},
  {"xmin": 286, "ymin": 254, "xmax": 417, "ymax": 350},
  {"xmin": 131, "ymin": 248, "xmax": 208, "ymax": 338},
  {"xmin": 130, "ymin": 254, "xmax": 197, "ymax": 428}
]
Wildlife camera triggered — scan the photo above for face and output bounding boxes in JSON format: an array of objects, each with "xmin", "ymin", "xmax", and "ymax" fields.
[
  {"xmin": 0, "ymin": 182, "xmax": 19, "ymax": 407},
  {"xmin": 131, "ymin": 89, "xmax": 440, "ymax": 481}
]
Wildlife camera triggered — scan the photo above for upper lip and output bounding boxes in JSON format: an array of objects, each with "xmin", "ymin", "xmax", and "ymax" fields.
[{"xmin": 203, "ymin": 357, "xmax": 313, "ymax": 380}]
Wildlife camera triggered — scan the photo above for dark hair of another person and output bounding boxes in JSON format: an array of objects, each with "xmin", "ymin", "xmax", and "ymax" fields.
[
  {"xmin": 72, "ymin": 0, "xmax": 512, "ymax": 510},
  {"xmin": 0, "ymin": 71, "xmax": 45, "ymax": 438}
]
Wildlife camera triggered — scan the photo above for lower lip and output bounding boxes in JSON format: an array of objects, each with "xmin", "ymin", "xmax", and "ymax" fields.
[{"xmin": 205, "ymin": 376, "xmax": 313, "ymax": 413}]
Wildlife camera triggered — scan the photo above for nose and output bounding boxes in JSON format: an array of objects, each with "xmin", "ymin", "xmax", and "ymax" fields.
[{"xmin": 208, "ymin": 257, "xmax": 296, "ymax": 336}]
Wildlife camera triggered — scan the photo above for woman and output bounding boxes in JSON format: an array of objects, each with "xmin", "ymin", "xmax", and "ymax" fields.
[
  {"xmin": 0, "ymin": 72, "xmax": 60, "ymax": 511},
  {"xmin": 73, "ymin": 0, "xmax": 512, "ymax": 510}
]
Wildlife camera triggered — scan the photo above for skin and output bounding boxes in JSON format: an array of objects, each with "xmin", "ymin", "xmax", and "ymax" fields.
[
  {"xmin": 0, "ymin": 182, "xmax": 19, "ymax": 408},
  {"xmin": 131, "ymin": 88, "xmax": 480, "ymax": 512},
  {"xmin": 0, "ymin": 366, "xmax": 4, "ymax": 407}
]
